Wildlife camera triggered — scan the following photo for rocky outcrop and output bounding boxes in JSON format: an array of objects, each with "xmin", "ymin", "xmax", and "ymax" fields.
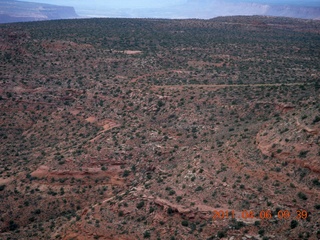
[
  {"xmin": 256, "ymin": 116, "xmax": 320, "ymax": 173},
  {"xmin": 0, "ymin": 0, "xmax": 78, "ymax": 23}
]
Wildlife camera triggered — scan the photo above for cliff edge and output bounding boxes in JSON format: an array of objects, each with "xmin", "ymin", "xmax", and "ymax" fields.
[{"xmin": 0, "ymin": 0, "xmax": 78, "ymax": 23}]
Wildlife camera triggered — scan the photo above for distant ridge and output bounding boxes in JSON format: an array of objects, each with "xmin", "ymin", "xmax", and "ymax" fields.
[
  {"xmin": 0, "ymin": 0, "xmax": 78, "ymax": 23},
  {"xmin": 165, "ymin": 1, "xmax": 320, "ymax": 20},
  {"xmin": 266, "ymin": 5, "xmax": 320, "ymax": 19},
  {"xmin": 1, "ymin": 0, "xmax": 319, "ymax": 23},
  {"xmin": 72, "ymin": 0, "xmax": 320, "ymax": 20}
]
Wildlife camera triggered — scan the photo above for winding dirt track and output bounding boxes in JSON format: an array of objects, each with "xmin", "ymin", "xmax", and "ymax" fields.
[{"xmin": 152, "ymin": 82, "xmax": 311, "ymax": 89}]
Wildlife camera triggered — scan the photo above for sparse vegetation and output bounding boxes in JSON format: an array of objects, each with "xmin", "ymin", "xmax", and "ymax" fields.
[{"xmin": 0, "ymin": 16, "xmax": 319, "ymax": 240}]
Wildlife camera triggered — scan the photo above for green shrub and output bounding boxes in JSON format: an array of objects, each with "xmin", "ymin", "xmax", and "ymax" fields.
[
  {"xmin": 313, "ymin": 116, "xmax": 320, "ymax": 123},
  {"xmin": 176, "ymin": 196, "xmax": 182, "ymax": 202},
  {"xmin": 290, "ymin": 220, "xmax": 298, "ymax": 229},
  {"xmin": 136, "ymin": 201, "xmax": 144, "ymax": 209},
  {"xmin": 9, "ymin": 220, "xmax": 19, "ymax": 231},
  {"xmin": 181, "ymin": 220, "xmax": 189, "ymax": 227},
  {"xmin": 297, "ymin": 192, "xmax": 308, "ymax": 200},
  {"xmin": 217, "ymin": 231, "xmax": 226, "ymax": 238},
  {"xmin": 312, "ymin": 179, "xmax": 320, "ymax": 186},
  {"xmin": 169, "ymin": 189, "xmax": 176, "ymax": 195},
  {"xmin": 298, "ymin": 150, "xmax": 309, "ymax": 158},
  {"xmin": 258, "ymin": 229, "xmax": 265, "ymax": 236},
  {"xmin": 167, "ymin": 207, "xmax": 174, "ymax": 215},
  {"xmin": 122, "ymin": 170, "xmax": 130, "ymax": 177},
  {"xmin": 143, "ymin": 231, "xmax": 150, "ymax": 238}
]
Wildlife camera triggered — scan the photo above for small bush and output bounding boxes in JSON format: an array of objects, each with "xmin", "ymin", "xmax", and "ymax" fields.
[
  {"xmin": 290, "ymin": 220, "xmax": 298, "ymax": 229},
  {"xmin": 312, "ymin": 179, "xmax": 320, "ymax": 186},
  {"xmin": 313, "ymin": 116, "xmax": 320, "ymax": 123},
  {"xmin": 9, "ymin": 220, "xmax": 19, "ymax": 231},
  {"xmin": 167, "ymin": 207, "xmax": 174, "ymax": 215},
  {"xmin": 169, "ymin": 189, "xmax": 176, "ymax": 195},
  {"xmin": 233, "ymin": 220, "xmax": 246, "ymax": 230},
  {"xmin": 298, "ymin": 150, "xmax": 309, "ymax": 159},
  {"xmin": 181, "ymin": 220, "xmax": 189, "ymax": 227},
  {"xmin": 258, "ymin": 229, "xmax": 265, "ymax": 236},
  {"xmin": 136, "ymin": 201, "xmax": 144, "ymax": 209},
  {"xmin": 122, "ymin": 170, "xmax": 130, "ymax": 177},
  {"xmin": 143, "ymin": 231, "xmax": 150, "ymax": 238},
  {"xmin": 217, "ymin": 231, "xmax": 226, "ymax": 238},
  {"xmin": 297, "ymin": 192, "xmax": 308, "ymax": 200},
  {"xmin": 314, "ymin": 204, "xmax": 320, "ymax": 210}
]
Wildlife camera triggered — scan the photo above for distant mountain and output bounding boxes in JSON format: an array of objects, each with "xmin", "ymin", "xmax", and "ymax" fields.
[
  {"xmin": 1, "ymin": 0, "xmax": 319, "ymax": 22},
  {"xmin": 0, "ymin": 0, "xmax": 78, "ymax": 23},
  {"xmin": 154, "ymin": 1, "xmax": 320, "ymax": 19},
  {"xmin": 266, "ymin": 5, "xmax": 320, "ymax": 19},
  {"xmin": 72, "ymin": 0, "xmax": 320, "ymax": 20}
]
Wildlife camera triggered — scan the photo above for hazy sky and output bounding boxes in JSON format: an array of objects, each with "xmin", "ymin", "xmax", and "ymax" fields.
[
  {"xmin": 18, "ymin": 0, "xmax": 320, "ymax": 8},
  {"xmin": 17, "ymin": 0, "xmax": 320, "ymax": 19},
  {"xmin": 233, "ymin": 0, "xmax": 319, "ymax": 6},
  {"xmin": 18, "ymin": 0, "xmax": 185, "ymax": 8}
]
